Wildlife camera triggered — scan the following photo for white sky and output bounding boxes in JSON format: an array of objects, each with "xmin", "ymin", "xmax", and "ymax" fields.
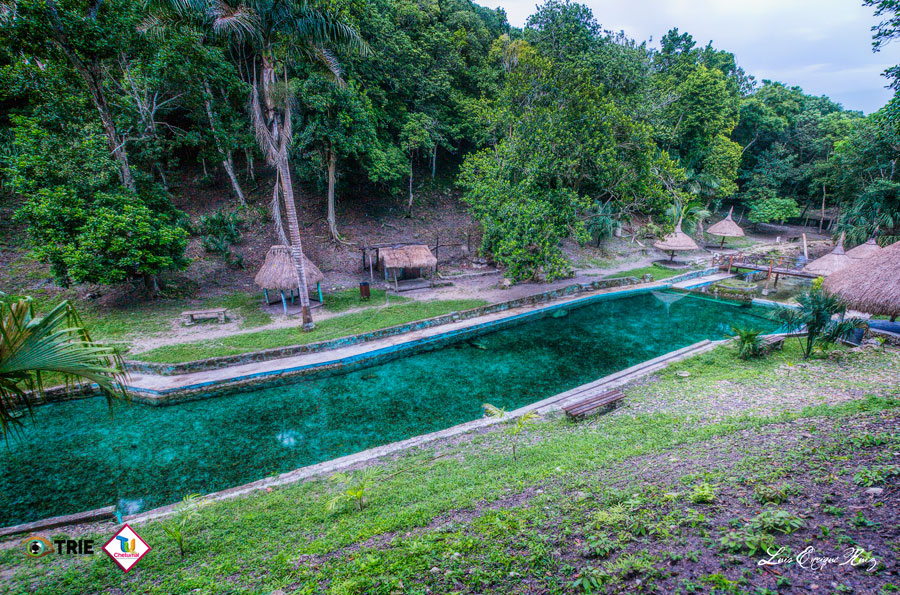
[{"xmin": 486, "ymin": 0, "xmax": 899, "ymax": 113}]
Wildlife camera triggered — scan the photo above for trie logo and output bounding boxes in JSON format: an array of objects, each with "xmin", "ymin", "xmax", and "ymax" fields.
[{"xmin": 102, "ymin": 524, "xmax": 151, "ymax": 572}]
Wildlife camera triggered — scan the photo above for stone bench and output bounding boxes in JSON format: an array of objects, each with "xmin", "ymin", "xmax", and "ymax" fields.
[{"xmin": 181, "ymin": 308, "xmax": 227, "ymax": 326}]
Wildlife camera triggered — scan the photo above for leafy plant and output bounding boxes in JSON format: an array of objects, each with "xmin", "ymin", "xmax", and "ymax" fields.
[
  {"xmin": 854, "ymin": 465, "xmax": 900, "ymax": 486},
  {"xmin": 582, "ymin": 534, "xmax": 618, "ymax": 559},
  {"xmin": 0, "ymin": 298, "xmax": 127, "ymax": 438},
  {"xmin": 718, "ymin": 528, "xmax": 775, "ymax": 555},
  {"xmin": 748, "ymin": 508, "xmax": 804, "ymax": 534},
  {"xmin": 731, "ymin": 326, "xmax": 763, "ymax": 359},
  {"xmin": 199, "ymin": 209, "xmax": 245, "ymax": 268},
  {"xmin": 483, "ymin": 403, "xmax": 539, "ymax": 462},
  {"xmin": 689, "ymin": 482, "xmax": 717, "ymax": 504},
  {"xmin": 754, "ymin": 483, "xmax": 797, "ymax": 504},
  {"xmin": 772, "ymin": 289, "xmax": 868, "ymax": 359},
  {"xmin": 326, "ymin": 468, "xmax": 381, "ymax": 513},
  {"xmin": 161, "ymin": 493, "xmax": 207, "ymax": 558}
]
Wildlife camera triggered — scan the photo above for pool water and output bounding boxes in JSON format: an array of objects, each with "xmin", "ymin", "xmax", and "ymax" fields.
[{"xmin": 0, "ymin": 291, "xmax": 778, "ymax": 525}]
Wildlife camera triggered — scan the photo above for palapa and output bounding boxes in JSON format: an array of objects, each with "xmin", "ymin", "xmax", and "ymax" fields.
[
  {"xmin": 654, "ymin": 218, "xmax": 699, "ymax": 261},
  {"xmin": 846, "ymin": 237, "xmax": 883, "ymax": 260},
  {"xmin": 254, "ymin": 245, "xmax": 324, "ymax": 314},
  {"xmin": 802, "ymin": 232, "xmax": 852, "ymax": 277},
  {"xmin": 254, "ymin": 245, "xmax": 324, "ymax": 290},
  {"xmin": 706, "ymin": 207, "xmax": 745, "ymax": 248},
  {"xmin": 379, "ymin": 244, "xmax": 437, "ymax": 271},
  {"xmin": 824, "ymin": 240, "xmax": 900, "ymax": 319}
]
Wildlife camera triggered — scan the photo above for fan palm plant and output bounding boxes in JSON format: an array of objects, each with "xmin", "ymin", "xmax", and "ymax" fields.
[
  {"xmin": 161, "ymin": 0, "xmax": 368, "ymax": 330},
  {"xmin": 771, "ymin": 289, "xmax": 868, "ymax": 359},
  {"xmin": 0, "ymin": 298, "xmax": 127, "ymax": 438},
  {"xmin": 665, "ymin": 199, "xmax": 711, "ymax": 237}
]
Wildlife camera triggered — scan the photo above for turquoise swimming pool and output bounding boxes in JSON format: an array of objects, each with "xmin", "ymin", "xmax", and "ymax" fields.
[{"xmin": 0, "ymin": 290, "xmax": 778, "ymax": 526}]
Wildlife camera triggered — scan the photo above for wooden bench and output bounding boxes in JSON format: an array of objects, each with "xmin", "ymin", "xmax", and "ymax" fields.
[
  {"xmin": 563, "ymin": 389, "xmax": 625, "ymax": 419},
  {"xmin": 181, "ymin": 308, "xmax": 227, "ymax": 326},
  {"xmin": 761, "ymin": 335, "xmax": 785, "ymax": 353}
]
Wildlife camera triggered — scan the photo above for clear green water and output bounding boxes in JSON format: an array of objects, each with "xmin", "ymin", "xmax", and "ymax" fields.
[{"xmin": 0, "ymin": 291, "xmax": 777, "ymax": 525}]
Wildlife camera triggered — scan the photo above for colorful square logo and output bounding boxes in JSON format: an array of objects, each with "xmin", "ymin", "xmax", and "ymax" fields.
[{"xmin": 102, "ymin": 524, "xmax": 151, "ymax": 572}]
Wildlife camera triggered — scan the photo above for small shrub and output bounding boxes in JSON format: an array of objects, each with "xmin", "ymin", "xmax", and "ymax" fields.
[
  {"xmin": 160, "ymin": 493, "xmax": 207, "ymax": 558},
  {"xmin": 689, "ymin": 482, "xmax": 717, "ymax": 504},
  {"xmin": 731, "ymin": 326, "xmax": 763, "ymax": 359},
  {"xmin": 754, "ymin": 483, "xmax": 796, "ymax": 504},
  {"xmin": 718, "ymin": 528, "xmax": 775, "ymax": 555},
  {"xmin": 326, "ymin": 468, "xmax": 380, "ymax": 513},
  {"xmin": 582, "ymin": 534, "xmax": 618, "ymax": 559},
  {"xmin": 748, "ymin": 508, "xmax": 804, "ymax": 534},
  {"xmin": 854, "ymin": 465, "xmax": 900, "ymax": 487},
  {"xmin": 483, "ymin": 403, "xmax": 539, "ymax": 462}
]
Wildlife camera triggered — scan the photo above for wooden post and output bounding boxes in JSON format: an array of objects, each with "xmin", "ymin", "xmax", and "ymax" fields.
[
  {"xmin": 727, "ymin": 255, "xmax": 733, "ymax": 273},
  {"xmin": 280, "ymin": 291, "xmax": 288, "ymax": 315},
  {"xmin": 361, "ymin": 246, "xmax": 367, "ymax": 271},
  {"xmin": 317, "ymin": 282, "xmax": 323, "ymax": 304},
  {"xmin": 394, "ymin": 270, "xmax": 399, "ymax": 291},
  {"xmin": 368, "ymin": 251, "xmax": 375, "ymax": 283},
  {"xmin": 264, "ymin": 289, "xmax": 269, "ymax": 304},
  {"xmin": 763, "ymin": 261, "xmax": 774, "ymax": 295}
]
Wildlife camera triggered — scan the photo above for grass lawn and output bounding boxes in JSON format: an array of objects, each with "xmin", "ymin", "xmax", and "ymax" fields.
[
  {"xmin": 132, "ymin": 298, "xmax": 487, "ymax": 363},
  {"xmin": 605, "ymin": 263, "xmax": 697, "ymax": 282},
  {"xmin": 2, "ymin": 342, "xmax": 898, "ymax": 594}
]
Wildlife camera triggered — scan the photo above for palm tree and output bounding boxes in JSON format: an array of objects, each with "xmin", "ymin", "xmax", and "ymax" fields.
[
  {"xmin": 0, "ymin": 298, "xmax": 127, "ymax": 438},
  {"xmin": 169, "ymin": 0, "xmax": 368, "ymax": 329},
  {"xmin": 772, "ymin": 289, "xmax": 868, "ymax": 359}
]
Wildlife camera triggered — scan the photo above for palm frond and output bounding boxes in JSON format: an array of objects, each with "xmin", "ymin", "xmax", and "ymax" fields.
[
  {"xmin": 211, "ymin": 1, "xmax": 259, "ymax": 41},
  {"xmin": 483, "ymin": 403, "xmax": 505, "ymax": 419},
  {"xmin": 0, "ymin": 299, "xmax": 128, "ymax": 438}
]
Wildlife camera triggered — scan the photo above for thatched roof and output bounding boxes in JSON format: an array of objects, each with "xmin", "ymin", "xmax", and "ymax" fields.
[
  {"xmin": 254, "ymin": 245, "xmax": 325, "ymax": 291},
  {"xmin": 802, "ymin": 232, "xmax": 852, "ymax": 277},
  {"xmin": 706, "ymin": 207, "xmax": 745, "ymax": 238},
  {"xmin": 846, "ymin": 237, "xmax": 883, "ymax": 260},
  {"xmin": 824, "ymin": 240, "xmax": 900, "ymax": 317},
  {"xmin": 654, "ymin": 218, "xmax": 700, "ymax": 252},
  {"xmin": 379, "ymin": 244, "xmax": 437, "ymax": 270}
]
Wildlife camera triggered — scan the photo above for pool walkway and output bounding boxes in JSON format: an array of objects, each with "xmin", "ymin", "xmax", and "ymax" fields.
[
  {"xmin": 122, "ymin": 281, "xmax": 670, "ymax": 401},
  {"xmin": 670, "ymin": 272, "xmax": 735, "ymax": 289}
]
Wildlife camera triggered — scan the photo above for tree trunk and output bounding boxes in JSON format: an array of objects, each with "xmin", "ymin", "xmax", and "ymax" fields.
[
  {"xmin": 431, "ymin": 144, "xmax": 437, "ymax": 179},
  {"xmin": 326, "ymin": 149, "xmax": 339, "ymax": 241},
  {"xmin": 407, "ymin": 151, "xmax": 414, "ymax": 213},
  {"xmin": 819, "ymin": 184, "xmax": 826, "ymax": 233},
  {"xmin": 277, "ymin": 157, "xmax": 314, "ymax": 329},
  {"xmin": 203, "ymin": 80, "xmax": 246, "ymax": 204},
  {"xmin": 86, "ymin": 65, "xmax": 135, "ymax": 190}
]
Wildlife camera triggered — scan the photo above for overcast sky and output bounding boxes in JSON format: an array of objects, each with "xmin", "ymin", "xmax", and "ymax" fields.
[{"xmin": 487, "ymin": 0, "xmax": 899, "ymax": 114}]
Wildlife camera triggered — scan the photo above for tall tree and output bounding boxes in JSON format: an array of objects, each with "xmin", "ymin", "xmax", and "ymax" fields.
[
  {"xmin": 1, "ymin": 0, "xmax": 139, "ymax": 190},
  {"xmin": 181, "ymin": 0, "xmax": 367, "ymax": 329}
]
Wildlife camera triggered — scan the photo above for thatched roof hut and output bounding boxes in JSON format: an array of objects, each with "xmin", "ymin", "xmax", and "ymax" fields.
[
  {"xmin": 802, "ymin": 232, "xmax": 852, "ymax": 277},
  {"xmin": 254, "ymin": 245, "xmax": 324, "ymax": 291},
  {"xmin": 379, "ymin": 245, "xmax": 437, "ymax": 271},
  {"xmin": 824, "ymin": 240, "xmax": 900, "ymax": 318},
  {"xmin": 706, "ymin": 207, "xmax": 745, "ymax": 247},
  {"xmin": 846, "ymin": 237, "xmax": 883, "ymax": 260},
  {"xmin": 654, "ymin": 218, "xmax": 699, "ymax": 260}
]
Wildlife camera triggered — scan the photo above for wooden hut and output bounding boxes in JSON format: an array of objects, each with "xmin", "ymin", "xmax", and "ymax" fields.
[
  {"xmin": 378, "ymin": 244, "xmax": 438, "ymax": 291},
  {"xmin": 254, "ymin": 245, "xmax": 325, "ymax": 314},
  {"xmin": 802, "ymin": 232, "xmax": 852, "ymax": 277},
  {"xmin": 705, "ymin": 207, "xmax": 745, "ymax": 249},
  {"xmin": 654, "ymin": 218, "xmax": 699, "ymax": 262},
  {"xmin": 824, "ymin": 240, "xmax": 900, "ymax": 320},
  {"xmin": 846, "ymin": 237, "xmax": 883, "ymax": 260}
]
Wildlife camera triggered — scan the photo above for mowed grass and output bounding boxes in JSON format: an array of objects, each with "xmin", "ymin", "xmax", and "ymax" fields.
[
  {"xmin": 605, "ymin": 263, "xmax": 697, "ymax": 281},
  {"xmin": 133, "ymin": 298, "xmax": 487, "ymax": 363},
  {"xmin": 2, "ymin": 342, "xmax": 897, "ymax": 594}
]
